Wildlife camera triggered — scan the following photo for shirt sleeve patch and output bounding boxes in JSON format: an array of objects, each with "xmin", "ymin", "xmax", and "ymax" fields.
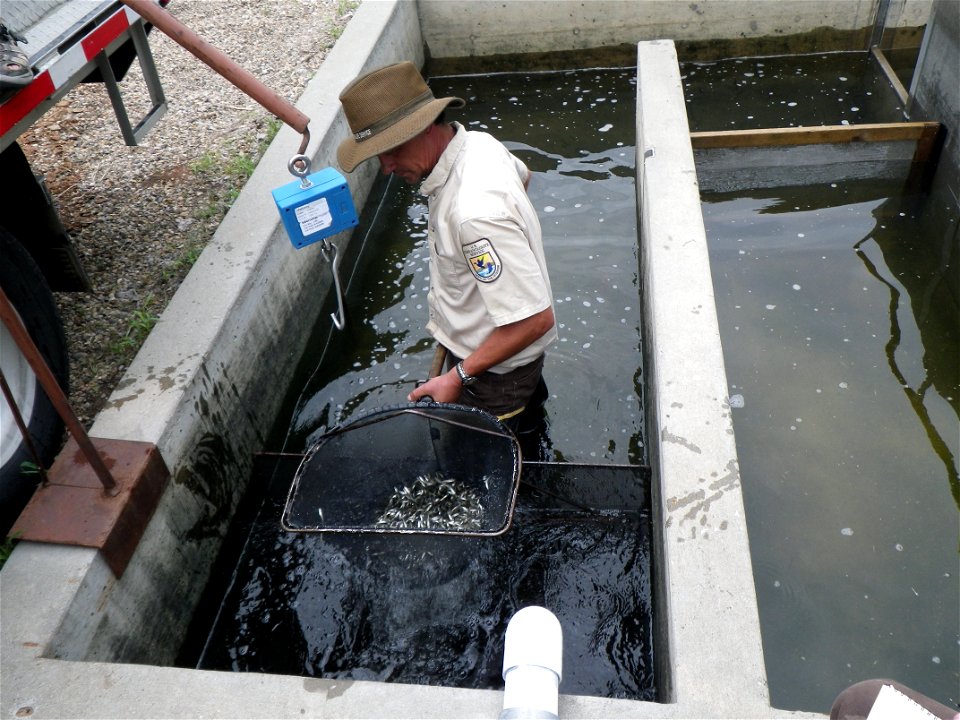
[{"xmin": 462, "ymin": 238, "xmax": 502, "ymax": 283}]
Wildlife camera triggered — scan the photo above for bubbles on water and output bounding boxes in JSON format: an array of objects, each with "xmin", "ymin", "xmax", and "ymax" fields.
[
  {"xmin": 598, "ymin": 123, "xmax": 613, "ymax": 133},
  {"xmin": 729, "ymin": 393, "xmax": 745, "ymax": 408},
  {"xmin": 932, "ymin": 656, "xmax": 941, "ymax": 664},
  {"xmin": 792, "ymin": 284, "xmax": 802, "ymax": 291},
  {"xmin": 543, "ymin": 205, "xmax": 556, "ymax": 213},
  {"xmin": 765, "ymin": 304, "xmax": 777, "ymax": 310},
  {"xmin": 841, "ymin": 527, "xmax": 854, "ymax": 536},
  {"xmin": 895, "ymin": 543, "xmax": 903, "ymax": 552},
  {"xmin": 838, "ymin": 381, "xmax": 848, "ymax": 389}
]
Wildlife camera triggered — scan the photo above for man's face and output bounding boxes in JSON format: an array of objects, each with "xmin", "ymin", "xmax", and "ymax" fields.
[{"xmin": 377, "ymin": 129, "xmax": 431, "ymax": 184}]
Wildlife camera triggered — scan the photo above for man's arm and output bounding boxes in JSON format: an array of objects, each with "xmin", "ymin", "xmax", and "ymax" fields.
[{"xmin": 408, "ymin": 306, "xmax": 555, "ymax": 405}]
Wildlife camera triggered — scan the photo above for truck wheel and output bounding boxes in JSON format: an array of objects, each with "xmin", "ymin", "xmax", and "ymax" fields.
[{"xmin": 0, "ymin": 228, "xmax": 69, "ymax": 536}]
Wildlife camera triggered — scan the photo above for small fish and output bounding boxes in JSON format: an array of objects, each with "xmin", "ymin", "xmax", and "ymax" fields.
[{"xmin": 374, "ymin": 472, "xmax": 485, "ymax": 531}]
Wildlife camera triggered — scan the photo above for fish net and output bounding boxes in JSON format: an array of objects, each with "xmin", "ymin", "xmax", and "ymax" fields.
[{"xmin": 282, "ymin": 401, "xmax": 521, "ymax": 536}]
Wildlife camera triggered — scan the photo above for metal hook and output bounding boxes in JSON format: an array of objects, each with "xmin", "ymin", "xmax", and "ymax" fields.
[
  {"xmin": 320, "ymin": 241, "xmax": 346, "ymax": 330},
  {"xmin": 288, "ymin": 153, "xmax": 313, "ymax": 189}
]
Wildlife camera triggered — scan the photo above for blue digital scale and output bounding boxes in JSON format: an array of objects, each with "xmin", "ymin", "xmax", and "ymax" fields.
[{"xmin": 272, "ymin": 163, "xmax": 358, "ymax": 250}]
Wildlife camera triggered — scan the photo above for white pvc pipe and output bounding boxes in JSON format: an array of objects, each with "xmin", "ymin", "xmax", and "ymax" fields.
[{"xmin": 499, "ymin": 606, "xmax": 563, "ymax": 720}]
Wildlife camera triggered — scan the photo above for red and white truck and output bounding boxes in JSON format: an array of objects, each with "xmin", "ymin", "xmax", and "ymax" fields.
[{"xmin": 0, "ymin": 0, "xmax": 169, "ymax": 533}]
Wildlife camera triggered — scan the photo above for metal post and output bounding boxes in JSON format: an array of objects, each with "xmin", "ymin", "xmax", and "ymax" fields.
[{"xmin": 0, "ymin": 288, "xmax": 117, "ymax": 492}]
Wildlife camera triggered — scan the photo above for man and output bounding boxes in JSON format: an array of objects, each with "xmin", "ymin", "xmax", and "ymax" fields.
[{"xmin": 337, "ymin": 61, "xmax": 557, "ymax": 426}]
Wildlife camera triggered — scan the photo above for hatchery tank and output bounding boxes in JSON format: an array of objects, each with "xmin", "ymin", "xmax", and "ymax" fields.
[
  {"xmin": 186, "ymin": 54, "xmax": 957, "ymax": 713},
  {"xmin": 685, "ymin": 51, "xmax": 958, "ymax": 710}
]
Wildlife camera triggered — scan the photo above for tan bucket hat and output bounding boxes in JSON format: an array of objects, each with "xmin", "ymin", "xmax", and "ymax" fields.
[{"xmin": 337, "ymin": 61, "xmax": 465, "ymax": 173}]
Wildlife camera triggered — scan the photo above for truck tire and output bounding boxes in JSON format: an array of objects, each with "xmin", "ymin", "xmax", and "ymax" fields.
[{"xmin": 0, "ymin": 228, "xmax": 69, "ymax": 536}]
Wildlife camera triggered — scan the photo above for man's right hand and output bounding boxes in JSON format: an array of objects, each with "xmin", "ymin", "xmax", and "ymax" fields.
[{"xmin": 408, "ymin": 369, "xmax": 462, "ymax": 404}]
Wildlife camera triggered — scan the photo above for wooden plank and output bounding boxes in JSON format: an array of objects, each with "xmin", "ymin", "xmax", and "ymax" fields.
[
  {"xmin": 690, "ymin": 122, "xmax": 940, "ymax": 149},
  {"xmin": 871, "ymin": 46, "xmax": 909, "ymax": 106}
]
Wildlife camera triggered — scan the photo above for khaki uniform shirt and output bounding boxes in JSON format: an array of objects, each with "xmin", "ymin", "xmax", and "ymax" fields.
[{"xmin": 419, "ymin": 123, "xmax": 557, "ymax": 373}]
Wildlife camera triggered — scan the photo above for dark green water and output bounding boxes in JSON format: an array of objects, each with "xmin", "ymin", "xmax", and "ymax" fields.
[
  {"xmin": 703, "ymin": 180, "xmax": 958, "ymax": 711},
  {"xmin": 682, "ymin": 51, "xmax": 905, "ymax": 130}
]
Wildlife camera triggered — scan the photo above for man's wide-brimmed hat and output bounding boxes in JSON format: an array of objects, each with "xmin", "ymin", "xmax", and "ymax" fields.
[{"xmin": 337, "ymin": 61, "xmax": 464, "ymax": 173}]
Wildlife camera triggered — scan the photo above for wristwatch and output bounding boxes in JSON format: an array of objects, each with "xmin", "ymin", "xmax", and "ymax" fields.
[{"xmin": 455, "ymin": 360, "xmax": 479, "ymax": 386}]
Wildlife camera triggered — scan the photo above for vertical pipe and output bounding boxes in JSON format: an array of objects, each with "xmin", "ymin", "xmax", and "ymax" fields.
[{"xmin": 500, "ymin": 607, "xmax": 563, "ymax": 720}]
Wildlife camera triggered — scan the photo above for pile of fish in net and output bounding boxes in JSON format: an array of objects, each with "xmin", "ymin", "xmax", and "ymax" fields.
[{"xmin": 375, "ymin": 472, "xmax": 486, "ymax": 531}]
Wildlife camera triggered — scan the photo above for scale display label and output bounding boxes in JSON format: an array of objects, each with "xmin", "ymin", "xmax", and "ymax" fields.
[{"xmin": 295, "ymin": 197, "xmax": 333, "ymax": 235}]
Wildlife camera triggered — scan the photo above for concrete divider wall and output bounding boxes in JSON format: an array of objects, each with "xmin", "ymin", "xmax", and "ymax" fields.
[
  {"xmin": 635, "ymin": 39, "xmax": 775, "ymax": 716},
  {"xmin": 419, "ymin": 0, "xmax": 932, "ymax": 60}
]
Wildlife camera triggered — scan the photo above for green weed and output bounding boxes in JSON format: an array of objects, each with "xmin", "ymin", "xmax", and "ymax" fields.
[{"xmin": 111, "ymin": 294, "xmax": 160, "ymax": 355}]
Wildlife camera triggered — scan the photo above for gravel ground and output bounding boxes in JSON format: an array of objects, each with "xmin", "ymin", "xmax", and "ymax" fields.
[{"xmin": 19, "ymin": 0, "xmax": 355, "ymax": 427}]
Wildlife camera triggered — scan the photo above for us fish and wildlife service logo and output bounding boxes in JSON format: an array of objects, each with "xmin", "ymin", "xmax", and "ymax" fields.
[{"xmin": 462, "ymin": 238, "xmax": 502, "ymax": 283}]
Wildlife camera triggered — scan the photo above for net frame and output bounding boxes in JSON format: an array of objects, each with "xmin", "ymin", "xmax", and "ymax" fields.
[{"xmin": 281, "ymin": 401, "xmax": 522, "ymax": 536}]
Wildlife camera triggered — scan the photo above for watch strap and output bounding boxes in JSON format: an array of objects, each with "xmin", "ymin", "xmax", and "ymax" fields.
[{"xmin": 456, "ymin": 360, "xmax": 478, "ymax": 386}]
